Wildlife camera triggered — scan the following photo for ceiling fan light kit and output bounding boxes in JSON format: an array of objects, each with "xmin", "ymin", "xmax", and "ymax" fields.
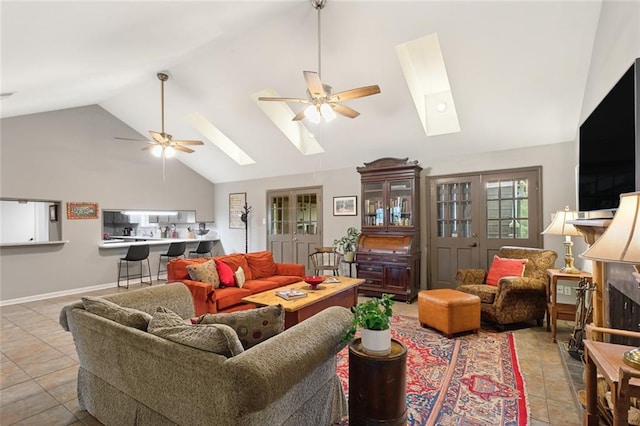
[
  {"xmin": 151, "ymin": 144, "xmax": 175, "ymax": 158},
  {"xmin": 258, "ymin": 0, "xmax": 380, "ymax": 122}
]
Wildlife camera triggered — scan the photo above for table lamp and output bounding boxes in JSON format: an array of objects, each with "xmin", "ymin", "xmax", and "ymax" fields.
[
  {"xmin": 581, "ymin": 191, "xmax": 640, "ymax": 370},
  {"xmin": 542, "ymin": 206, "xmax": 582, "ymax": 274}
]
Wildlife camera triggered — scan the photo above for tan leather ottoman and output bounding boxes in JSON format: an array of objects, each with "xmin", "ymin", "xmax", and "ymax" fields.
[{"xmin": 418, "ymin": 289, "xmax": 481, "ymax": 338}]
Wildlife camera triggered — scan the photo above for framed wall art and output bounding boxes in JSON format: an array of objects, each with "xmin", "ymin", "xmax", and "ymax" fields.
[
  {"xmin": 229, "ymin": 192, "xmax": 246, "ymax": 229},
  {"xmin": 49, "ymin": 204, "xmax": 58, "ymax": 222},
  {"xmin": 67, "ymin": 202, "xmax": 99, "ymax": 220},
  {"xmin": 333, "ymin": 196, "xmax": 357, "ymax": 216}
]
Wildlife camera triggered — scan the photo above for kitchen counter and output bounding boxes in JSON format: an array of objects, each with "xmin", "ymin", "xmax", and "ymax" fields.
[{"xmin": 99, "ymin": 238, "xmax": 219, "ymax": 249}]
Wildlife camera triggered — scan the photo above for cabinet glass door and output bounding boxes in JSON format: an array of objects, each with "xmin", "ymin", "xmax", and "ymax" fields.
[
  {"xmin": 362, "ymin": 182, "xmax": 384, "ymax": 227},
  {"xmin": 388, "ymin": 179, "xmax": 413, "ymax": 227},
  {"xmin": 436, "ymin": 182, "xmax": 472, "ymax": 238}
]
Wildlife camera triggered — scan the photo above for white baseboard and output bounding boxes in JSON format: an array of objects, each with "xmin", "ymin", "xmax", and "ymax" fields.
[{"xmin": 0, "ymin": 279, "xmax": 148, "ymax": 306}]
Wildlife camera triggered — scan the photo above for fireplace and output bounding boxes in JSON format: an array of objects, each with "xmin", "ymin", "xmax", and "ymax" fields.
[{"xmin": 605, "ymin": 262, "xmax": 640, "ymax": 346}]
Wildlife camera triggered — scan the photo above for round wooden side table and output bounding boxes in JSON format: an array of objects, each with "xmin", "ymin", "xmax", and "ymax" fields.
[{"xmin": 348, "ymin": 337, "xmax": 407, "ymax": 425}]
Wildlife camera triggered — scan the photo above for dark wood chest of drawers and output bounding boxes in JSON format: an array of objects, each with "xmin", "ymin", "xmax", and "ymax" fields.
[{"xmin": 356, "ymin": 234, "xmax": 420, "ymax": 302}]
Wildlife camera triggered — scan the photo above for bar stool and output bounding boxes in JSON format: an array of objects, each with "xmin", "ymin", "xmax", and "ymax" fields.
[
  {"xmin": 189, "ymin": 240, "xmax": 213, "ymax": 258},
  {"xmin": 117, "ymin": 244, "xmax": 152, "ymax": 289},
  {"xmin": 157, "ymin": 241, "xmax": 186, "ymax": 281}
]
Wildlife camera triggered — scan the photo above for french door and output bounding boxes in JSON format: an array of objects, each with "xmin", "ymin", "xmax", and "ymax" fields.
[
  {"xmin": 427, "ymin": 167, "xmax": 542, "ymax": 289},
  {"xmin": 266, "ymin": 186, "xmax": 323, "ymax": 274}
]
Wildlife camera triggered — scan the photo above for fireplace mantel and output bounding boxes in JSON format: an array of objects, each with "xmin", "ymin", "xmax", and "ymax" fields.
[{"xmin": 570, "ymin": 219, "xmax": 612, "ymax": 330}]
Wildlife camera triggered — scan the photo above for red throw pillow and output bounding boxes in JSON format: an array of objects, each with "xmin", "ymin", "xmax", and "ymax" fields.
[
  {"xmin": 215, "ymin": 260, "xmax": 236, "ymax": 287},
  {"xmin": 485, "ymin": 256, "xmax": 527, "ymax": 286}
]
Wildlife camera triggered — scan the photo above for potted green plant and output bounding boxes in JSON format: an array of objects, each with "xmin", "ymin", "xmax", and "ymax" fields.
[
  {"xmin": 342, "ymin": 293, "xmax": 395, "ymax": 355},
  {"xmin": 332, "ymin": 226, "xmax": 361, "ymax": 262}
]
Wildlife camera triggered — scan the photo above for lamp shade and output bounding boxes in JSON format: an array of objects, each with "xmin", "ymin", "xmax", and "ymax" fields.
[
  {"xmin": 542, "ymin": 207, "xmax": 582, "ymax": 236},
  {"xmin": 581, "ymin": 191, "xmax": 640, "ymax": 263}
]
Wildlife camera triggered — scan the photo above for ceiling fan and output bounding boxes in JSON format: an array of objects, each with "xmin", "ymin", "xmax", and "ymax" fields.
[
  {"xmin": 116, "ymin": 72, "xmax": 204, "ymax": 158},
  {"xmin": 258, "ymin": 0, "xmax": 381, "ymax": 123}
]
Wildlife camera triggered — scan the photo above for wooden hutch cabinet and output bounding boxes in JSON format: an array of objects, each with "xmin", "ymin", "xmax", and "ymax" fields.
[{"xmin": 356, "ymin": 158, "xmax": 422, "ymax": 302}]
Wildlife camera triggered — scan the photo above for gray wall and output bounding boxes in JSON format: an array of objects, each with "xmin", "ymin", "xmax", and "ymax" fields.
[
  {"xmin": 212, "ymin": 140, "xmax": 578, "ymax": 287},
  {"xmin": 0, "ymin": 105, "xmax": 215, "ymax": 302},
  {"xmin": 579, "ymin": 0, "xmax": 639, "ymax": 125}
]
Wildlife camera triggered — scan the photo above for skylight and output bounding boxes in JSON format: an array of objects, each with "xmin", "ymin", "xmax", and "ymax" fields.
[
  {"xmin": 252, "ymin": 89, "xmax": 325, "ymax": 156},
  {"xmin": 185, "ymin": 112, "xmax": 255, "ymax": 165},
  {"xmin": 396, "ymin": 33, "xmax": 460, "ymax": 136}
]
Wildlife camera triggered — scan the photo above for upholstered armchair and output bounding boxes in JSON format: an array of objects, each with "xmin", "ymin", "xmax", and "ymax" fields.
[{"xmin": 456, "ymin": 246, "xmax": 557, "ymax": 329}]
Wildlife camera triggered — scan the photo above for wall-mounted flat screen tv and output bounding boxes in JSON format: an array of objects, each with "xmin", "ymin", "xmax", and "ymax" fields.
[{"xmin": 578, "ymin": 58, "xmax": 639, "ymax": 213}]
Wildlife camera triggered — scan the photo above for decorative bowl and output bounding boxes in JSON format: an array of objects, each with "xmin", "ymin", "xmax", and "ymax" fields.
[{"xmin": 304, "ymin": 275, "xmax": 324, "ymax": 290}]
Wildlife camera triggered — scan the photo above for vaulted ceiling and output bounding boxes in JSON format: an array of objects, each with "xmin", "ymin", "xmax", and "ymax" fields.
[{"xmin": 1, "ymin": 1, "xmax": 602, "ymax": 183}]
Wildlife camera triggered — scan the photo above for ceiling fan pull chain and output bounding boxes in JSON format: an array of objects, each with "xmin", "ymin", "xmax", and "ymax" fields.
[{"xmin": 162, "ymin": 151, "xmax": 166, "ymax": 183}]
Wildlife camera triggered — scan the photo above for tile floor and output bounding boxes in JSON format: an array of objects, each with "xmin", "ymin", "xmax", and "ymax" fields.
[{"xmin": 1, "ymin": 283, "xmax": 582, "ymax": 425}]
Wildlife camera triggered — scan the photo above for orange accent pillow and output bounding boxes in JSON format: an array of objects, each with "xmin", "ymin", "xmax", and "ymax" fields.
[
  {"xmin": 486, "ymin": 256, "xmax": 527, "ymax": 286},
  {"xmin": 215, "ymin": 260, "xmax": 236, "ymax": 287}
]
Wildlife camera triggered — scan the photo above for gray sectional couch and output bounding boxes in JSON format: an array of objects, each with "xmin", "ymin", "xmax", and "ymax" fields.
[{"xmin": 59, "ymin": 283, "xmax": 352, "ymax": 425}]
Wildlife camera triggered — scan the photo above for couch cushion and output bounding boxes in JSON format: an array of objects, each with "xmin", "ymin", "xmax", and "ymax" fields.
[
  {"xmin": 262, "ymin": 275, "xmax": 304, "ymax": 286},
  {"xmin": 81, "ymin": 296, "xmax": 152, "ymax": 331},
  {"xmin": 234, "ymin": 266, "xmax": 246, "ymax": 288},
  {"xmin": 245, "ymin": 251, "xmax": 277, "ymax": 279},
  {"xmin": 457, "ymin": 284, "xmax": 498, "ymax": 304},
  {"xmin": 148, "ymin": 307, "xmax": 244, "ymax": 357},
  {"xmin": 215, "ymin": 287, "xmax": 252, "ymax": 311},
  {"xmin": 187, "ymin": 259, "xmax": 220, "ymax": 288},
  {"xmin": 486, "ymin": 256, "xmax": 527, "ymax": 286},
  {"xmin": 217, "ymin": 253, "xmax": 253, "ymax": 281},
  {"xmin": 196, "ymin": 304, "xmax": 285, "ymax": 349},
  {"xmin": 242, "ymin": 279, "xmax": 282, "ymax": 294},
  {"xmin": 215, "ymin": 259, "xmax": 236, "ymax": 287}
]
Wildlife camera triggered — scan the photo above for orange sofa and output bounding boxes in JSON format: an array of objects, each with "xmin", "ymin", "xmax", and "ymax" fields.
[{"xmin": 167, "ymin": 251, "xmax": 305, "ymax": 315}]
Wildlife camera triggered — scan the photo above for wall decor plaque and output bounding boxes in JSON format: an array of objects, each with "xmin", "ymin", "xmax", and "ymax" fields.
[
  {"xmin": 67, "ymin": 202, "xmax": 99, "ymax": 220},
  {"xmin": 229, "ymin": 193, "xmax": 246, "ymax": 229}
]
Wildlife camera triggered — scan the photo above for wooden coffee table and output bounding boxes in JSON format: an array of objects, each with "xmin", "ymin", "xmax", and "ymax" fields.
[{"xmin": 241, "ymin": 276, "xmax": 364, "ymax": 328}]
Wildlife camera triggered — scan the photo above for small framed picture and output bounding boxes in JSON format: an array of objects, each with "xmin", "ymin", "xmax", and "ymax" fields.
[
  {"xmin": 49, "ymin": 204, "xmax": 58, "ymax": 222},
  {"xmin": 333, "ymin": 196, "xmax": 357, "ymax": 216}
]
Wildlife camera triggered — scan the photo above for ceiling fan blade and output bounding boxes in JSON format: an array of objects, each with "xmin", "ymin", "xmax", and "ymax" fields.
[
  {"xmin": 115, "ymin": 137, "xmax": 148, "ymax": 141},
  {"xmin": 173, "ymin": 145, "xmax": 195, "ymax": 154},
  {"xmin": 258, "ymin": 96, "xmax": 310, "ymax": 104},
  {"xmin": 149, "ymin": 131, "xmax": 168, "ymax": 143},
  {"xmin": 142, "ymin": 145, "xmax": 154, "ymax": 151},
  {"xmin": 303, "ymin": 71, "xmax": 326, "ymax": 98},
  {"xmin": 330, "ymin": 85, "xmax": 381, "ymax": 102},
  {"xmin": 172, "ymin": 140, "xmax": 204, "ymax": 146},
  {"xmin": 292, "ymin": 109, "xmax": 307, "ymax": 121},
  {"xmin": 331, "ymin": 103, "xmax": 360, "ymax": 119}
]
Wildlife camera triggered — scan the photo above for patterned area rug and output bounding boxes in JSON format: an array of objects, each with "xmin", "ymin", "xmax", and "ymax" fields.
[{"xmin": 336, "ymin": 315, "xmax": 528, "ymax": 425}]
